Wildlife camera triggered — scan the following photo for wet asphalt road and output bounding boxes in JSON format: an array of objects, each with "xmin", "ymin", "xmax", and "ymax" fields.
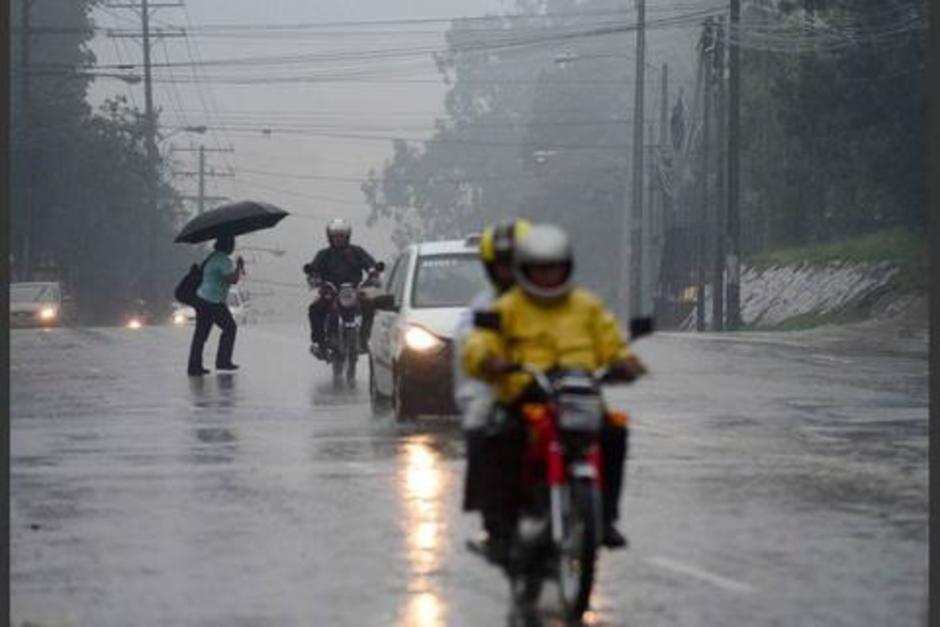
[{"xmin": 10, "ymin": 320, "xmax": 928, "ymax": 627}]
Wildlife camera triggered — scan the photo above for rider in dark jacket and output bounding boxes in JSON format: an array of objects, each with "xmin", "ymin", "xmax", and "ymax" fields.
[{"xmin": 303, "ymin": 218, "xmax": 379, "ymax": 357}]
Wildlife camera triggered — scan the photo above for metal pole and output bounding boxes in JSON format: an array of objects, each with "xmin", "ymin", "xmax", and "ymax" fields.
[
  {"xmin": 727, "ymin": 0, "xmax": 742, "ymax": 329},
  {"xmin": 697, "ymin": 23, "xmax": 712, "ymax": 332},
  {"xmin": 141, "ymin": 0, "xmax": 160, "ymax": 304},
  {"xmin": 655, "ymin": 63, "xmax": 669, "ymax": 312},
  {"xmin": 631, "ymin": 0, "xmax": 647, "ymax": 317},
  {"xmin": 644, "ymin": 121, "xmax": 655, "ymax": 317},
  {"xmin": 20, "ymin": 0, "xmax": 32, "ymax": 280},
  {"xmin": 713, "ymin": 17, "xmax": 727, "ymax": 331},
  {"xmin": 198, "ymin": 145, "xmax": 206, "ymax": 215}
]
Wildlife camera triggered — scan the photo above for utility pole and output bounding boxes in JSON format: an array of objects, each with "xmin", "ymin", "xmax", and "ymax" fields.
[
  {"xmin": 645, "ymin": 120, "xmax": 656, "ymax": 318},
  {"xmin": 697, "ymin": 19, "xmax": 714, "ymax": 332},
  {"xmin": 171, "ymin": 144, "xmax": 235, "ymax": 214},
  {"xmin": 656, "ymin": 63, "xmax": 669, "ymax": 317},
  {"xmin": 630, "ymin": 0, "xmax": 647, "ymax": 317},
  {"xmin": 713, "ymin": 17, "xmax": 727, "ymax": 331},
  {"xmin": 726, "ymin": 0, "xmax": 743, "ymax": 329},
  {"xmin": 19, "ymin": 0, "xmax": 33, "ymax": 280},
  {"xmin": 107, "ymin": 0, "xmax": 183, "ymax": 306},
  {"xmin": 198, "ymin": 145, "xmax": 205, "ymax": 214}
]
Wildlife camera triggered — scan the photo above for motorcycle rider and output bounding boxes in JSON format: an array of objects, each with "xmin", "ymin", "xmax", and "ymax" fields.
[
  {"xmin": 303, "ymin": 218, "xmax": 380, "ymax": 358},
  {"xmin": 454, "ymin": 219, "xmax": 531, "ymax": 562},
  {"xmin": 461, "ymin": 223, "xmax": 646, "ymax": 550}
]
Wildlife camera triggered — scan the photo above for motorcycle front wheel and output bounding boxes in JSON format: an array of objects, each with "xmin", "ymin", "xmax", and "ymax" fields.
[{"xmin": 557, "ymin": 480, "xmax": 598, "ymax": 622}]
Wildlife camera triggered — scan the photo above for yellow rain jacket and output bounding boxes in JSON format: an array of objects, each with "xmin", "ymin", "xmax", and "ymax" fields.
[{"xmin": 461, "ymin": 286, "xmax": 633, "ymax": 404}]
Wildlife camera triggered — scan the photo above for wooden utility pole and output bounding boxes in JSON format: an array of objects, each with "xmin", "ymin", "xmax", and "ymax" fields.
[
  {"xmin": 631, "ymin": 0, "xmax": 647, "ymax": 317},
  {"xmin": 727, "ymin": 0, "xmax": 743, "ymax": 328}
]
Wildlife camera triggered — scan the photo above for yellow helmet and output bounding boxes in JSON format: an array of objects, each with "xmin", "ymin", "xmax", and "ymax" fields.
[
  {"xmin": 479, "ymin": 219, "xmax": 532, "ymax": 292},
  {"xmin": 479, "ymin": 219, "xmax": 531, "ymax": 264}
]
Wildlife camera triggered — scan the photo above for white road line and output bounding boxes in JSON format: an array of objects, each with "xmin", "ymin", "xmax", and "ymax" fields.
[{"xmin": 644, "ymin": 555, "xmax": 756, "ymax": 594}]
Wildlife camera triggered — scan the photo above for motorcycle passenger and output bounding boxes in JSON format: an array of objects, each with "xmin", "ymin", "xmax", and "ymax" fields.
[
  {"xmin": 461, "ymin": 223, "xmax": 646, "ymax": 549},
  {"xmin": 303, "ymin": 218, "xmax": 380, "ymax": 358},
  {"xmin": 454, "ymin": 219, "xmax": 531, "ymax": 563}
]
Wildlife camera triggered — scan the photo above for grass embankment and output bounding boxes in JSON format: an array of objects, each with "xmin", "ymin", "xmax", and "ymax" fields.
[{"xmin": 745, "ymin": 228, "xmax": 927, "ymax": 331}]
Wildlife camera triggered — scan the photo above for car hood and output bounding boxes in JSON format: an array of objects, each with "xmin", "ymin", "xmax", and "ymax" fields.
[{"xmin": 403, "ymin": 307, "xmax": 467, "ymax": 340}]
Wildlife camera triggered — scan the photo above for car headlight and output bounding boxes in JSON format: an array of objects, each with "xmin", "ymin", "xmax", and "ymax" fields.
[
  {"xmin": 127, "ymin": 318, "xmax": 143, "ymax": 330},
  {"xmin": 404, "ymin": 325, "xmax": 444, "ymax": 352},
  {"xmin": 173, "ymin": 313, "xmax": 186, "ymax": 325},
  {"xmin": 39, "ymin": 307, "xmax": 57, "ymax": 321}
]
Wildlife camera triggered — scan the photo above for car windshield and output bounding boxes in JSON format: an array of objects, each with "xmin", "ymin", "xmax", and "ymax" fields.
[
  {"xmin": 11, "ymin": 284, "xmax": 57, "ymax": 303},
  {"xmin": 411, "ymin": 254, "xmax": 486, "ymax": 308}
]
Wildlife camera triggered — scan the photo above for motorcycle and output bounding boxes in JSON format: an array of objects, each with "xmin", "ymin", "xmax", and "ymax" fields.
[
  {"xmin": 472, "ymin": 317, "xmax": 653, "ymax": 623},
  {"xmin": 307, "ymin": 265, "xmax": 384, "ymax": 389}
]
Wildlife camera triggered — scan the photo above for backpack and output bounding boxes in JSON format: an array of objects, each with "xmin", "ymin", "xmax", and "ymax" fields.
[{"xmin": 174, "ymin": 255, "xmax": 210, "ymax": 306}]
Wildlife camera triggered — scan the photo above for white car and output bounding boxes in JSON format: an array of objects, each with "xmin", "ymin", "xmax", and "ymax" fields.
[
  {"xmin": 369, "ymin": 236, "xmax": 488, "ymax": 421},
  {"xmin": 10, "ymin": 281, "xmax": 64, "ymax": 328},
  {"xmin": 170, "ymin": 288, "xmax": 253, "ymax": 326}
]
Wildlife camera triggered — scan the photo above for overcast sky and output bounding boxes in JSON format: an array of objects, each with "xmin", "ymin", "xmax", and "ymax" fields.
[{"xmin": 85, "ymin": 0, "xmax": 708, "ymax": 314}]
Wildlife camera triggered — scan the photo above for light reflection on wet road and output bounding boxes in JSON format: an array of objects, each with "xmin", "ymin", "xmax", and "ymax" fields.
[{"xmin": 10, "ymin": 321, "xmax": 928, "ymax": 626}]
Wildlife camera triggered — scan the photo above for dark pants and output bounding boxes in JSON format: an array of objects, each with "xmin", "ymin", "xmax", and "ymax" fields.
[
  {"xmin": 188, "ymin": 298, "xmax": 237, "ymax": 370},
  {"xmin": 464, "ymin": 412, "xmax": 629, "ymax": 538},
  {"xmin": 307, "ymin": 297, "xmax": 374, "ymax": 347},
  {"xmin": 464, "ymin": 421, "xmax": 528, "ymax": 540}
]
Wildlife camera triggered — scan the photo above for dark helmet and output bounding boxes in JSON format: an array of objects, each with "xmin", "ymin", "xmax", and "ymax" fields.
[{"xmin": 478, "ymin": 219, "xmax": 531, "ymax": 290}]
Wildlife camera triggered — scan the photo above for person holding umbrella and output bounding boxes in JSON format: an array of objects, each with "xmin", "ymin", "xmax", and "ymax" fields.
[
  {"xmin": 175, "ymin": 200, "xmax": 289, "ymax": 376},
  {"xmin": 187, "ymin": 235, "xmax": 244, "ymax": 375}
]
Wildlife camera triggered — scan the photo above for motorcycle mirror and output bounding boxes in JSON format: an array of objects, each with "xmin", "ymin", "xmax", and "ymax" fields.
[
  {"xmin": 629, "ymin": 316, "xmax": 654, "ymax": 340},
  {"xmin": 373, "ymin": 293, "xmax": 398, "ymax": 312},
  {"xmin": 473, "ymin": 310, "xmax": 501, "ymax": 331}
]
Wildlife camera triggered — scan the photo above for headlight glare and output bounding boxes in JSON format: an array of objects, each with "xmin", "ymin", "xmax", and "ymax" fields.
[
  {"xmin": 39, "ymin": 307, "xmax": 57, "ymax": 321},
  {"xmin": 404, "ymin": 325, "xmax": 443, "ymax": 352}
]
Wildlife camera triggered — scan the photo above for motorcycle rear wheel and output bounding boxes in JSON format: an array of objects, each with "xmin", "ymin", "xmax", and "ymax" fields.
[{"xmin": 557, "ymin": 481, "xmax": 598, "ymax": 622}]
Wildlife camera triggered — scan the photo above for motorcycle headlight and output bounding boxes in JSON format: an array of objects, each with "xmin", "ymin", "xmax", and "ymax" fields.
[
  {"xmin": 39, "ymin": 307, "xmax": 58, "ymax": 321},
  {"xmin": 404, "ymin": 325, "xmax": 444, "ymax": 352}
]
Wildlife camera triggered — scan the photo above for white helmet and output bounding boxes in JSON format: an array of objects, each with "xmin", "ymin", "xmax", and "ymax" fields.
[
  {"xmin": 512, "ymin": 223, "xmax": 574, "ymax": 301},
  {"xmin": 326, "ymin": 218, "xmax": 352, "ymax": 246}
]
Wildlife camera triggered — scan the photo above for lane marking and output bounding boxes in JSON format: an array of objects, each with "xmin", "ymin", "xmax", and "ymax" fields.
[{"xmin": 645, "ymin": 555, "xmax": 756, "ymax": 594}]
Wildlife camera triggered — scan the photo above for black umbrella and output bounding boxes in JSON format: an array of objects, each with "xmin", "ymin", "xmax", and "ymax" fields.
[{"xmin": 174, "ymin": 200, "xmax": 289, "ymax": 244}]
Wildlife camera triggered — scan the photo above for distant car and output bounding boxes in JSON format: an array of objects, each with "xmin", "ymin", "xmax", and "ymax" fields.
[
  {"xmin": 170, "ymin": 287, "xmax": 252, "ymax": 326},
  {"xmin": 10, "ymin": 281, "xmax": 64, "ymax": 328},
  {"xmin": 369, "ymin": 235, "xmax": 487, "ymax": 421}
]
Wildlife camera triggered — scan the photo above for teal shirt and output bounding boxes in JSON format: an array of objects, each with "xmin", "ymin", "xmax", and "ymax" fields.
[{"xmin": 196, "ymin": 251, "xmax": 234, "ymax": 304}]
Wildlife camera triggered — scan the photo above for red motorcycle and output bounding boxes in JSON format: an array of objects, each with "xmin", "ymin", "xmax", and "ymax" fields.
[{"xmin": 475, "ymin": 317, "xmax": 652, "ymax": 623}]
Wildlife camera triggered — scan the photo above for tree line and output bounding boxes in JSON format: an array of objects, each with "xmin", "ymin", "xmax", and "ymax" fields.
[
  {"xmin": 11, "ymin": 0, "xmax": 194, "ymax": 324},
  {"xmin": 362, "ymin": 0, "xmax": 927, "ymax": 307}
]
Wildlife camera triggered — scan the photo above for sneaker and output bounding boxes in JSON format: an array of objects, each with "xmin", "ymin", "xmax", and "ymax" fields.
[
  {"xmin": 602, "ymin": 524, "xmax": 628, "ymax": 549},
  {"xmin": 216, "ymin": 363, "xmax": 240, "ymax": 371},
  {"xmin": 187, "ymin": 367, "xmax": 210, "ymax": 376}
]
